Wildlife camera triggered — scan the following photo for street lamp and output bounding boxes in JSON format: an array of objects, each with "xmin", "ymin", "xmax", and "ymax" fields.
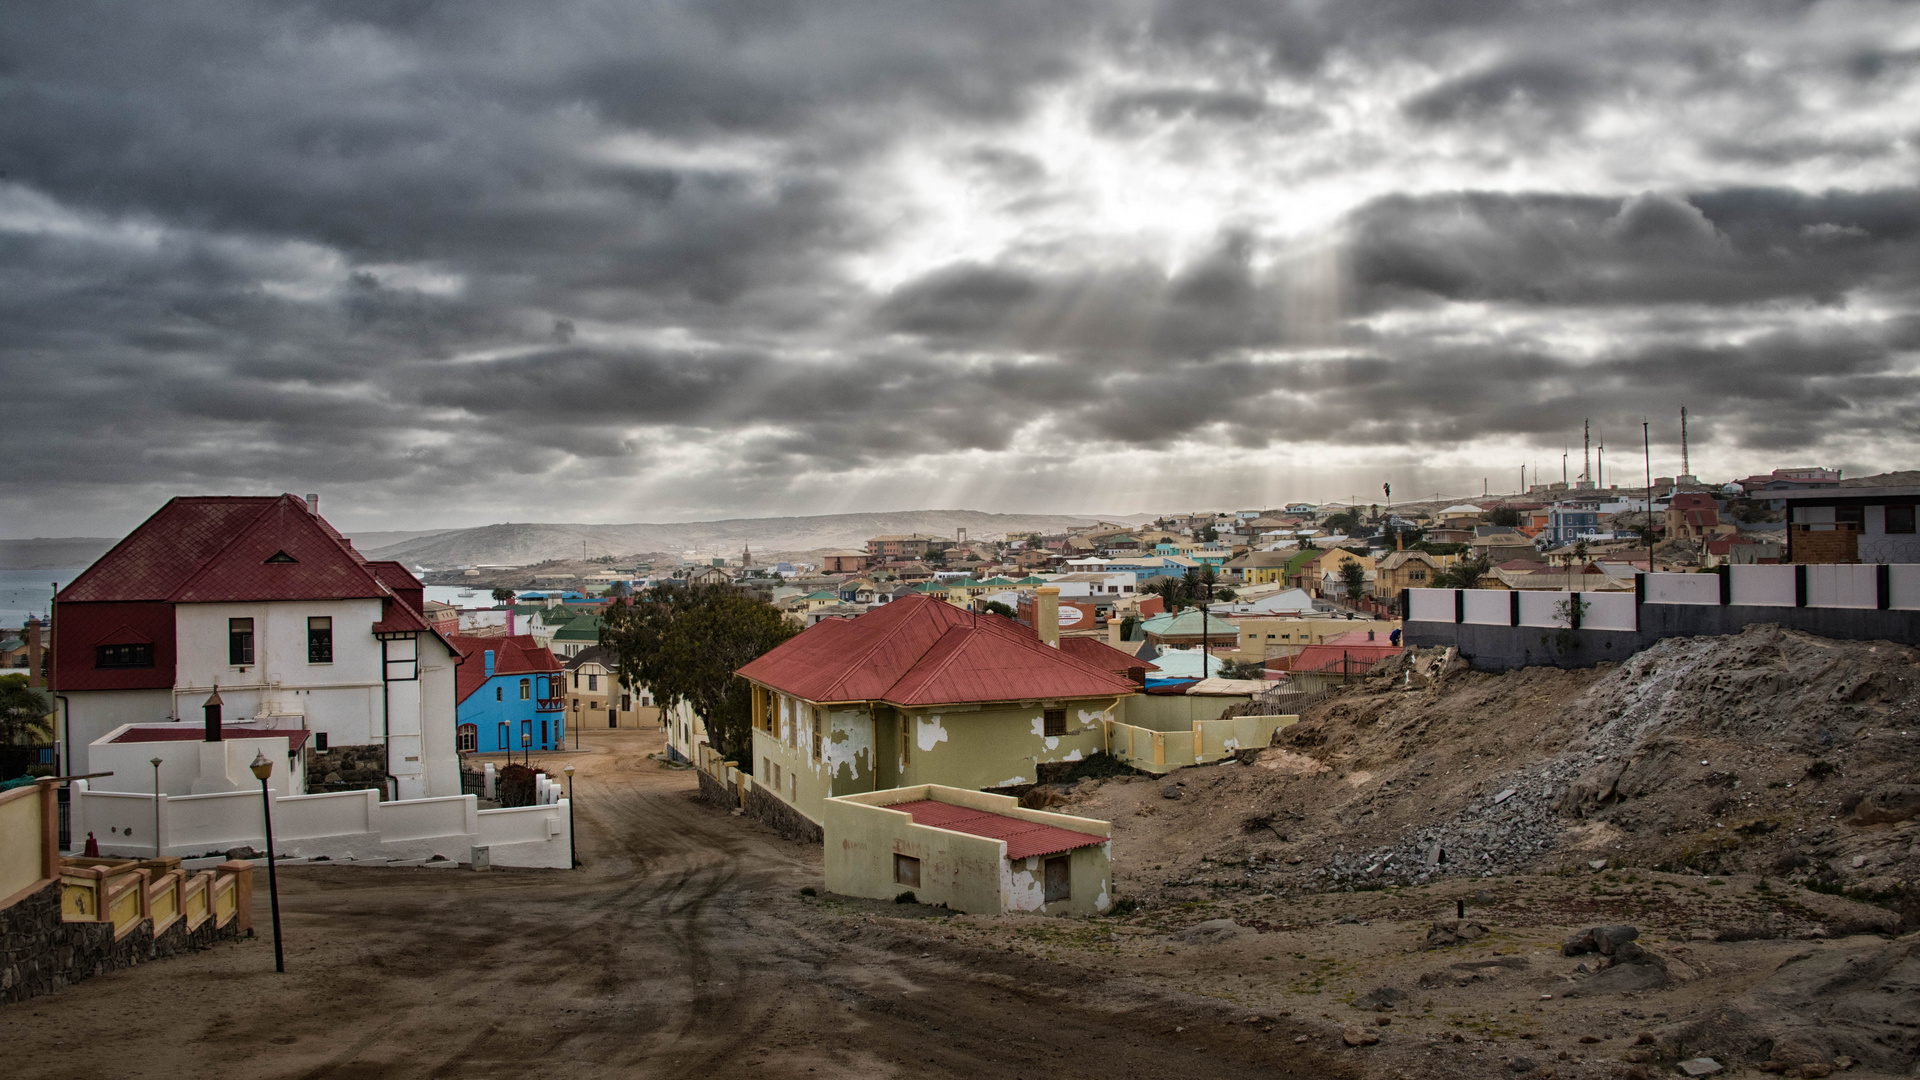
[
  {"xmin": 563, "ymin": 764, "xmax": 577, "ymax": 868},
  {"xmin": 248, "ymin": 750, "xmax": 286, "ymax": 974},
  {"xmin": 150, "ymin": 757, "xmax": 163, "ymax": 860},
  {"xmin": 521, "ymin": 729, "xmax": 532, "ymax": 767}
]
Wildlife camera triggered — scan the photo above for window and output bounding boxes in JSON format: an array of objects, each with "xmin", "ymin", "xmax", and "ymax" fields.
[
  {"xmin": 1837, "ymin": 506, "xmax": 1866, "ymax": 528},
  {"xmin": 1888, "ymin": 505, "xmax": 1916, "ymax": 534},
  {"xmin": 496, "ymin": 687, "xmax": 502, "ymax": 701},
  {"xmin": 95, "ymin": 643, "xmax": 154, "ymax": 668},
  {"xmin": 620, "ymin": 694, "xmax": 631, "ymax": 711},
  {"xmin": 1043, "ymin": 708, "xmax": 1066, "ymax": 737},
  {"xmin": 587, "ymin": 673, "xmax": 598, "ymax": 692},
  {"xmin": 457, "ymin": 724, "xmax": 477, "ymax": 753},
  {"xmin": 228, "ymin": 618, "xmax": 254, "ymax": 665},
  {"xmin": 812, "ymin": 707, "xmax": 824, "ymax": 762},
  {"xmin": 519, "ymin": 678, "xmax": 531, "ymax": 700},
  {"xmin": 540, "ymin": 719, "xmax": 548, "ymax": 746},
  {"xmin": 894, "ymin": 853, "xmax": 921, "ymax": 888},
  {"xmin": 1044, "ymin": 856, "xmax": 1071, "ymax": 903},
  {"xmin": 307, "ymin": 616, "xmax": 333, "ymax": 663}
]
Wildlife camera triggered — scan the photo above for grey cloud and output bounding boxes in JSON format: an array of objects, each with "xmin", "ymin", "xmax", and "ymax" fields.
[{"xmin": 1402, "ymin": 58, "xmax": 1599, "ymax": 128}]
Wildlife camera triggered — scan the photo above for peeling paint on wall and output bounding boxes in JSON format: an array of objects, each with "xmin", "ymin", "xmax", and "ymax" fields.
[
  {"xmin": 1062, "ymin": 749, "xmax": 1082, "ymax": 762},
  {"xmin": 994, "ymin": 774, "xmax": 1031, "ymax": 788},
  {"xmin": 916, "ymin": 714, "xmax": 949, "ymax": 753},
  {"xmin": 1004, "ymin": 857, "xmax": 1044, "ymax": 912}
]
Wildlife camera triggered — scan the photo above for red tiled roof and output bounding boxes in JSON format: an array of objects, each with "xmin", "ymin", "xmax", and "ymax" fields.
[
  {"xmin": 885, "ymin": 799, "xmax": 1107, "ymax": 860},
  {"xmin": 60, "ymin": 495, "xmax": 395, "ymax": 605},
  {"xmin": 737, "ymin": 595, "xmax": 1136, "ymax": 706},
  {"xmin": 450, "ymin": 634, "xmax": 562, "ymax": 703}
]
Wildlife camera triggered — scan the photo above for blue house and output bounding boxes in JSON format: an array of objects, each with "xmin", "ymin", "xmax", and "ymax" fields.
[{"xmin": 451, "ymin": 634, "xmax": 567, "ymax": 755}]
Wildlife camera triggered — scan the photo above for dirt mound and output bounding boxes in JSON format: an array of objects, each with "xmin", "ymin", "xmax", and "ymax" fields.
[{"xmin": 1071, "ymin": 624, "xmax": 1920, "ymax": 920}]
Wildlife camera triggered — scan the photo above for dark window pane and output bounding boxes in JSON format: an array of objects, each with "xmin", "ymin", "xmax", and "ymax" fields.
[
  {"xmin": 95, "ymin": 643, "xmax": 154, "ymax": 668},
  {"xmin": 228, "ymin": 618, "xmax": 254, "ymax": 665},
  {"xmin": 307, "ymin": 616, "xmax": 333, "ymax": 663},
  {"xmin": 1887, "ymin": 505, "xmax": 1916, "ymax": 534}
]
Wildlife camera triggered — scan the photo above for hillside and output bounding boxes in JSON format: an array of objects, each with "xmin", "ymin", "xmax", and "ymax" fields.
[
  {"xmin": 0, "ymin": 537, "xmax": 118, "ymax": 570},
  {"xmin": 363, "ymin": 510, "xmax": 1157, "ymax": 568}
]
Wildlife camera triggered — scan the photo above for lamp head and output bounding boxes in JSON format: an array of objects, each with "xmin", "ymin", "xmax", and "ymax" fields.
[
  {"xmin": 249, "ymin": 750, "xmax": 273, "ymax": 781},
  {"xmin": 150, "ymin": 757, "xmax": 163, "ymax": 768},
  {"xmin": 564, "ymin": 764, "xmax": 574, "ymax": 775}
]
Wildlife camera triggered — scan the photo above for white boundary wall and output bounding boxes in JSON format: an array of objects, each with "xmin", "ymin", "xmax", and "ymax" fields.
[{"xmin": 68, "ymin": 780, "xmax": 570, "ymax": 869}]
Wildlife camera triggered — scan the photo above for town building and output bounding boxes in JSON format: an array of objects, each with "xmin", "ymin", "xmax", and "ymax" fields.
[
  {"xmin": 52, "ymin": 494, "xmax": 462, "ymax": 799},
  {"xmin": 866, "ymin": 534, "xmax": 948, "ymax": 560},
  {"xmin": 733, "ymin": 593, "xmax": 1137, "ymax": 831},
  {"xmin": 451, "ymin": 634, "xmax": 566, "ymax": 755},
  {"xmin": 1774, "ymin": 484, "xmax": 1920, "ymax": 564},
  {"xmin": 562, "ymin": 644, "xmax": 657, "ymax": 731}
]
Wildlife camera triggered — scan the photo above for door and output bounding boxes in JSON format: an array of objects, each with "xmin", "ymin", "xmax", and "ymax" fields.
[
  {"xmin": 1044, "ymin": 856, "xmax": 1071, "ymax": 903},
  {"xmin": 608, "ymin": 708, "xmax": 618, "ymax": 729}
]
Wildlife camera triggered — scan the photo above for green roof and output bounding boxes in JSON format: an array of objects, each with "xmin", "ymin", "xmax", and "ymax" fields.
[
  {"xmin": 1014, "ymin": 575, "xmax": 1048, "ymax": 585},
  {"xmin": 979, "ymin": 576, "xmax": 1015, "ymax": 585},
  {"xmin": 911, "ymin": 581, "xmax": 949, "ymax": 593},
  {"xmin": 551, "ymin": 615, "xmax": 603, "ymax": 640},
  {"xmin": 805, "ymin": 590, "xmax": 839, "ymax": 600}
]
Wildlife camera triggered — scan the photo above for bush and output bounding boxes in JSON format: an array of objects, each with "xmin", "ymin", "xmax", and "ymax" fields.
[
  {"xmin": 496, "ymin": 763, "xmax": 538, "ymax": 807},
  {"xmin": 895, "ymin": 891, "xmax": 917, "ymax": 904}
]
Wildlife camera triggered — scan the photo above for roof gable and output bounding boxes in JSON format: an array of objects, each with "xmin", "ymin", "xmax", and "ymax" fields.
[
  {"xmin": 171, "ymin": 497, "xmax": 390, "ymax": 603},
  {"xmin": 60, "ymin": 497, "xmax": 282, "ymax": 602}
]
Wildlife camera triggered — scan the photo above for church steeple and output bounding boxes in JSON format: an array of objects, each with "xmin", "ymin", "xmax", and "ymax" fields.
[{"xmin": 741, "ymin": 543, "xmax": 754, "ymax": 568}]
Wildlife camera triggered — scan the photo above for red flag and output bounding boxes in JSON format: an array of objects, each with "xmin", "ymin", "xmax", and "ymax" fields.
[{"xmin": 1382, "ymin": 482, "xmax": 1391, "ymax": 499}]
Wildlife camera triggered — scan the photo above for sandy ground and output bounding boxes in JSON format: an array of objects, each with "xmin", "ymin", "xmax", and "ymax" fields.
[
  {"xmin": 1, "ymin": 730, "xmax": 1352, "ymax": 1080},
  {"xmin": 7, "ymin": 723, "xmax": 1913, "ymax": 1078}
]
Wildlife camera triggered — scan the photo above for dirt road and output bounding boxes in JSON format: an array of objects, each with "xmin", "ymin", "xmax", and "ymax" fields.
[{"xmin": 3, "ymin": 730, "xmax": 1345, "ymax": 1079}]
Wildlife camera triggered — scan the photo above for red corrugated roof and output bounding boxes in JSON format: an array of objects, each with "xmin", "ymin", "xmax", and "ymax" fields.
[
  {"xmin": 1059, "ymin": 636, "xmax": 1160, "ymax": 675},
  {"xmin": 450, "ymin": 634, "xmax": 562, "ymax": 703},
  {"xmin": 737, "ymin": 596, "xmax": 1136, "ymax": 706},
  {"xmin": 886, "ymin": 799, "xmax": 1107, "ymax": 860},
  {"xmin": 1291, "ymin": 631, "xmax": 1399, "ymax": 674}
]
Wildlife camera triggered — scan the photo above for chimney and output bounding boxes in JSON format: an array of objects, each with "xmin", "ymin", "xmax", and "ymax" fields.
[
  {"xmin": 25, "ymin": 615, "xmax": 42, "ymax": 688},
  {"xmin": 203, "ymin": 686, "xmax": 224, "ymax": 742},
  {"xmin": 305, "ymin": 493, "xmax": 319, "ymax": 515},
  {"xmin": 484, "ymin": 650, "xmax": 496, "ymax": 677},
  {"xmin": 1036, "ymin": 586, "xmax": 1060, "ymax": 648}
]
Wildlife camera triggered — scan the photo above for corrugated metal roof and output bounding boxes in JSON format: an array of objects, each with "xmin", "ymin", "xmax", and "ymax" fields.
[
  {"xmin": 886, "ymin": 799, "xmax": 1107, "ymax": 860},
  {"xmin": 736, "ymin": 595, "xmax": 1135, "ymax": 706}
]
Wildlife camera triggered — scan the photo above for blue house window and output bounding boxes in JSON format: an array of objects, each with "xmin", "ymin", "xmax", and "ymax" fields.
[
  {"xmin": 520, "ymin": 678, "xmax": 531, "ymax": 700},
  {"xmin": 496, "ymin": 686, "xmax": 502, "ymax": 701}
]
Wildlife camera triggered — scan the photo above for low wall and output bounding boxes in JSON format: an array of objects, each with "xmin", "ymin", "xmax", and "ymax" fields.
[
  {"xmin": 1106, "ymin": 714, "xmax": 1298, "ymax": 774},
  {"xmin": 69, "ymin": 782, "xmax": 570, "ymax": 869},
  {"xmin": 745, "ymin": 783, "xmax": 824, "ymax": 845}
]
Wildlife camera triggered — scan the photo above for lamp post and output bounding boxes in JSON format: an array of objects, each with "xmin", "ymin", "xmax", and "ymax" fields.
[
  {"xmin": 564, "ymin": 764, "xmax": 577, "ymax": 868},
  {"xmin": 521, "ymin": 730, "xmax": 532, "ymax": 767},
  {"xmin": 249, "ymin": 750, "xmax": 285, "ymax": 974},
  {"xmin": 150, "ymin": 757, "xmax": 163, "ymax": 860}
]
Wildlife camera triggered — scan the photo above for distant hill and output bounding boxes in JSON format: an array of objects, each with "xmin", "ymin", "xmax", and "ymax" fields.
[
  {"xmin": 0, "ymin": 537, "xmax": 118, "ymax": 570},
  {"xmin": 364, "ymin": 510, "xmax": 1159, "ymax": 568}
]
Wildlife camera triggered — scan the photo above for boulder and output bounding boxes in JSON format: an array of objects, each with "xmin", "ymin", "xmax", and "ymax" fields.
[
  {"xmin": 1342, "ymin": 1024, "xmax": 1379, "ymax": 1047},
  {"xmin": 1426, "ymin": 920, "xmax": 1488, "ymax": 948},
  {"xmin": 1847, "ymin": 784, "xmax": 1920, "ymax": 826}
]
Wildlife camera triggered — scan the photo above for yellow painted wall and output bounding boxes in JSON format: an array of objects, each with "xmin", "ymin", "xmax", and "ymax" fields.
[
  {"xmin": 0, "ymin": 785, "xmax": 46, "ymax": 903},
  {"xmin": 824, "ymin": 785, "xmax": 1113, "ymax": 916}
]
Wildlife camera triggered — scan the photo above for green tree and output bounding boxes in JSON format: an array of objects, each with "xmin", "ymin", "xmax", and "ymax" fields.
[
  {"xmin": 1488, "ymin": 506, "xmax": 1521, "ymax": 527},
  {"xmin": 979, "ymin": 600, "xmax": 1016, "ymax": 618},
  {"xmin": 1321, "ymin": 510, "xmax": 1358, "ymax": 535},
  {"xmin": 1199, "ymin": 525, "xmax": 1219, "ymax": 543},
  {"xmin": 1338, "ymin": 558, "xmax": 1368, "ymax": 601},
  {"xmin": 0, "ymin": 674, "xmax": 52, "ymax": 747},
  {"xmin": 491, "ymin": 588, "xmax": 517, "ymax": 604},
  {"xmin": 599, "ymin": 584, "xmax": 797, "ymax": 763}
]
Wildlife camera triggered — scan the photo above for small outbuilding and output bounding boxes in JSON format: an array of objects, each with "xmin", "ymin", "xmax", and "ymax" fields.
[{"xmin": 824, "ymin": 785, "xmax": 1112, "ymax": 916}]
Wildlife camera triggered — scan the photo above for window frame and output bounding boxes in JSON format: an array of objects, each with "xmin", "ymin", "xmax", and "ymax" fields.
[
  {"xmin": 893, "ymin": 853, "xmax": 921, "ymax": 888},
  {"xmin": 1042, "ymin": 708, "xmax": 1067, "ymax": 737},
  {"xmin": 519, "ymin": 678, "xmax": 531, "ymax": 701},
  {"xmin": 1887, "ymin": 504, "xmax": 1917, "ymax": 535},
  {"xmin": 228, "ymin": 617, "xmax": 255, "ymax": 666},
  {"xmin": 95, "ymin": 642, "xmax": 154, "ymax": 669},
  {"xmin": 307, "ymin": 616, "xmax": 333, "ymax": 664},
  {"xmin": 457, "ymin": 724, "xmax": 478, "ymax": 753}
]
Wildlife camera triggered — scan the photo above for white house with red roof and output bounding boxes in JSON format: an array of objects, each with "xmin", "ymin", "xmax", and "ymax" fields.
[
  {"xmin": 53, "ymin": 494, "xmax": 463, "ymax": 800},
  {"xmin": 733, "ymin": 592, "xmax": 1138, "ymax": 834}
]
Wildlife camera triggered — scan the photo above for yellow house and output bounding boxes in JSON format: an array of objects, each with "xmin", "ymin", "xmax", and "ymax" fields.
[
  {"xmin": 562, "ymin": 644, "xmax": 660, "ymax": 731},
  {"xmin": 733, "ymin": 593, "xmax": 1137, "ymax": 833},
  {"xmin": 1371, "ymin": 550, "xmax": 1458, "ymax": 597},
  {"xmin": 1224, "ymin": 616, "xmax": 1402, "ymax": 662},
  {"xmin": 1303, "ymin": 548, "xmax": 1375, "ymax": 596}
]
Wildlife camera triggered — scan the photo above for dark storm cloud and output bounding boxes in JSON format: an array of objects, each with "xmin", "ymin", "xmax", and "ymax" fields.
[{"xmin": 2, "ymin": 0, "xmax": 1918, "ymax": 530}]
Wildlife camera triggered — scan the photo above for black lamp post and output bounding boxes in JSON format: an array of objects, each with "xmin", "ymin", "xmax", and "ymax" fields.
[
  {"xmin": 249, "ymin": 750, "xmax": 285, "ymax": 974},
  {"xmin": 564, "ymin": 763, "xmax": 577, "ymax": 868},
  {"xmin": 521, "ymin": 729, "xmax": 531, "ymax": 767},
  {"xmin": 150, "ymin": 757, "xmax": 163, "ymax": 860}
]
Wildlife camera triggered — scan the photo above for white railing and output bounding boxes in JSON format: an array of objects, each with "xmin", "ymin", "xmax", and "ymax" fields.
[
  {"xmin": 68, "ymin": 780, "xmax": 569, "ymax": 869},
  {"xmin": 1408, "ymin": 565, "xmax": 1920, "ymax": 625}
]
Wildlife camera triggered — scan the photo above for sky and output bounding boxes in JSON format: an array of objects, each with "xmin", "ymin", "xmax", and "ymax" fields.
[{"xmin": 4, "ymin": 0, "xmax": 1919, "ymax": 536}]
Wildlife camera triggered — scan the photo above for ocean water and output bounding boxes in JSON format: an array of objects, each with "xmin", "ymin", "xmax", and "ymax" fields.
[{"xmin": 0, "ymin": 568, "xmax": 83, "ymax": 628}]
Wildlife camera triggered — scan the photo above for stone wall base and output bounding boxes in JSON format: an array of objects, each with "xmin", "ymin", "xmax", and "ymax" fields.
[
  {"xmin": 744, "ymin": 784, "xmax": 824, "ymax": 846},
  {"xmin": 694, "ymin": 769, "xmax": 736, "ymax": 810},
  {"xmin": 306, "ymin": 743, "xmax": 389, "ymax": 795},
  {"xmin": 0, "ymin": 881, "xmax": 245, "ymax": 1006}
]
